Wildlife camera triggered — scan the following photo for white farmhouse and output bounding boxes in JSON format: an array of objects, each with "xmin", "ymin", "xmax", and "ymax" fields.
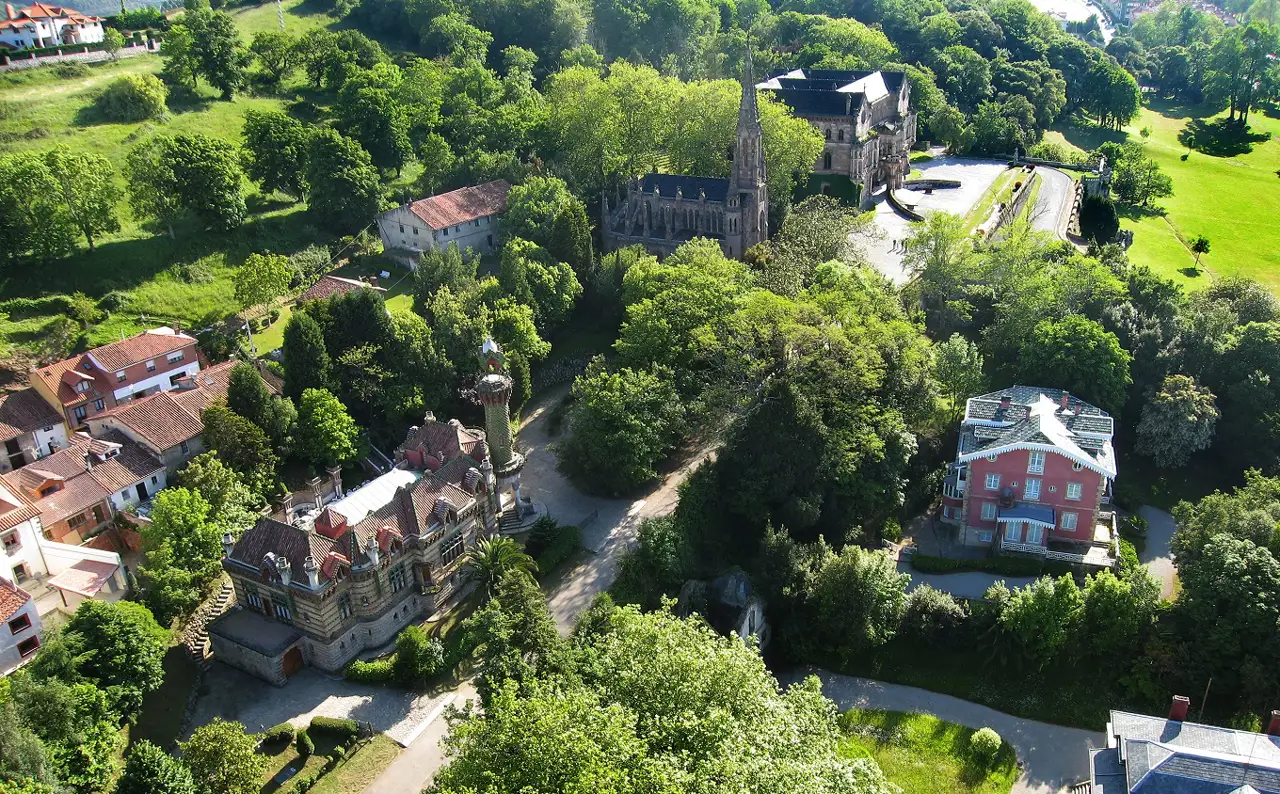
[
  {"xmin": 376, "ymin": 179, "xmax": 510, "ymax": 267},
  {"xmin": 0, "ymin": 3, "xmax": 104, "ymax": 50}
]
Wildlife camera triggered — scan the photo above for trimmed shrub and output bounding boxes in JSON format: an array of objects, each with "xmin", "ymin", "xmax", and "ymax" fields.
[
  {"xmin": 394, "ymin": 626, "xmax": 445, "ymax": 685},
  {"xmin": 901, "ymin": 585, "xmax": 968, "ymax": 644},
  {"xmin": 95, "ymin": 73, "xmax": 168, "ymax": 122},
  {"xmin": 1122, "ymin": 513, "xmax": 1148, "ymax": 538},
  {"xmin": 910, "ymin": 553, "xmax": 1043, "ymax": 577},
  {"xmin": 292, "ymin": 774, "xmax": 314, "ymax": 793},
  {"xmin": 969, "ymin": 727, "xmax": 1002, "ymax": 767},
  {"xmin": 535, "ymin": 524, "xmax": 581, "ymax": 576},
  {"xmin": 295, "ymin": 729, "xmax": 314, "ymax": 757},
  {"xmin": 524, "ymin": 515, "xmax": 559, "ymax": 558},
  {"xmin": 330, "ymin": 746, "xmax": 346, "ymax": 761},
  {"xmin": 345, "ymin": 657, "xmax": 395, "ymax": 683},
  {"xmin": 310, "ymin": 716, "xmax": 360, "ymax": 741},
  {"xmin": 1117, "ymin": 537, "xmax": 1140, "ymax": 580},
  {"xmin": 260, "ymin": 722, "xmax": 295, "ymax": 744}
]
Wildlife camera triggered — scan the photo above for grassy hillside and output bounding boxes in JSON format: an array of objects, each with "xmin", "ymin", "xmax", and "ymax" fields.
[
  {"xmin": 0, "ymin": 0, "xmax": 345, "ymax": 357},
  {"xmin": 1049, "ymin": 100, "xmax": 1280, "ymax": 294}
]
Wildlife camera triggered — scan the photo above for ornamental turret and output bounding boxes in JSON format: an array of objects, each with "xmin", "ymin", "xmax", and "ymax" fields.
[{"xmin": 475, "ymin": 339, "xmax": 523, "ymax": 477}]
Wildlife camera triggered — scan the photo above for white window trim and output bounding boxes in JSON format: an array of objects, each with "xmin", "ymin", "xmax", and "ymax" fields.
[
  {"xmin": 1024, "ymin": 478, "xmax": 1041, "ymax": 501},
  {"xmin": 980, "ymin": 502, "xmax": 997, "ymax": 521},
  {"xmin": 984, "ymin": 473, "xmax": 1000, "ymax": 490},
  {"xmin": 1003, "ymin": 523, "xmax": 1021, "ymax": 542},
  {"xmin": 1066, "ymin": 483, "xmax": 1083, "ymax": 501},
  {"xmin": 1061, "ymin": 512, "xmax": 1078, "ymax": 531},
  {"xmin": 1026, "ymin": 525, "xmax": 1044, "ymax": 544}
]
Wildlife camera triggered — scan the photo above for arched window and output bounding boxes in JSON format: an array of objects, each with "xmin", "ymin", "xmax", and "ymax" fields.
[
  {"xmin": 825, "ymin": 128, "xmax": 831, "ymax": 141},
  {"xmin": 838, "ymin": 129, "xmax": 845, "ymax": 142},
  {"xmin": 823, "ymin": 152, "xmax": 832, "ymax": 170}
]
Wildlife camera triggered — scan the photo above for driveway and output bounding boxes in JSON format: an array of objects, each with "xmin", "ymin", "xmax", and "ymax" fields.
[
  {"xmin": 899, "ymin": 560, "xmax": 1039, "ymax": 599},
  {"xmin": 516, "ymin": 387, "xmax": 708, "ymax": 633},
  {"xmin": 362, "ymin": 682, "xmax": 477, "ymax": 794},
  {"xmin": 1029, "ymin": 165, "xmax": 1074, "ymax": 236},
  {"xmin": 1137, "ymin": 506, "xmax": 1177, "ymax": 599},
  {"xmin": 781, "ymin": 667, "xmax": 1105, "ymax": 794},
  {"xmin": 189, "ymin": 663, "xmax": 451, "ymax": 746}
]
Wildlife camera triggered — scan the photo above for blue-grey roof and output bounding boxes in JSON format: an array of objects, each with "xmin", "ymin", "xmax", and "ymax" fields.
[
  {"xmin": 638, "ymin": 174, "xmax": 729, "ymax": 203},
  {"xmin": 997, "ymin": 504, "xmax": 1055, "ymax": 525}
]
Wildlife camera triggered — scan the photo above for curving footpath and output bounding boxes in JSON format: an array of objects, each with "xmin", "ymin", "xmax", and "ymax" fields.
[{"xmin": 779, "ymin": 667, "xmax": 1106, "ymax": 794}]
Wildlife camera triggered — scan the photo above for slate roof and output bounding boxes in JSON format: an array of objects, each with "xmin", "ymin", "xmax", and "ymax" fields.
[
  {"xmin": 0, "ymin": 388, "xmax": 61, "ymax": 441},
  {"xmin": 298, "ymin": 275, "xmax": 385, "ymax": 304},
  {"xmin": 0, "ymin": 576, "xmax": 31, "ymax": 623},
  {"xmin": 638, "ymin": 174, "xmax": 731, "ymax": 203},
  {"xmin": 407, "ymin": 180, "xmax": 511, "ymax": 230},
  {"xmin": 757, "ymin": 69, "xmax": 907, "ymax": 118},
  {"xmin": 1092, "ymin": 710, "xmax": 1280, "ymax": 794},
  {"xmin": 958, "ymin": 386, "xmax": 1117, "ymax": 477}
]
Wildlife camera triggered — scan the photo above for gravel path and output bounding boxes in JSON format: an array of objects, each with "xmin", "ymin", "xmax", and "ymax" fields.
[
  {"xmin": 781, "ymin": 667, "xmax": 1106, "ymax": 794},
  {"xmin": 1137, "ymin": 506, "xmax": 1177, "ymax": 599}
]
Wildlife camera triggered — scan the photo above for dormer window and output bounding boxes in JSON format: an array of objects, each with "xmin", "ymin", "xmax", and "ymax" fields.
[{"xmin": 39, "ymin": 483, "xmax": 62, "ymax": 497}]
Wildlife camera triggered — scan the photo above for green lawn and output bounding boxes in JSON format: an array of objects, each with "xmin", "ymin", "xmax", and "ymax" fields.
[
  {"xmin": 963, "ymin": 168, "xmax": 1019, "ymax": 232},
  {"xmin": 226, "ymin": 0, "xmax": 336, "ymax": 38},
  {"xmin": 259, "ymin": 732, "xmax": 337, "ymax": 794},
  {"xmin": 838, "ymin": 709, "xmax": 1018, "ymax": 794},
  {"xmin": 1049, "ymin": 101, "xmax": 1280, "ymax": 293},
  {"xmin": 307, "ymin": 735, "xmax": 401, "ymax": 794}
]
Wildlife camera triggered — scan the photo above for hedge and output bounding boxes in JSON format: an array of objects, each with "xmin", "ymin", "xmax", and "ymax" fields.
[
  {"xmin": 310, "ymin": 716, "xmax": 360, "ymax": 741},
  {"xmin": 910, "ymin": 553, "xmax": 1044, "ymax": 577},
  {"xmin": 260, "ymin": 722, "xmax": 295, "ymax": 744},
  {"xmin": 0, "ymin": 295, "xmax": 77, "ymax": 317},
  {"xmin": 345, "ymin": 658, "xmax": 394, "ymax": 683},
  {"xmin": 535, "ymin": 524, "xmax": 580, "ymax": 577}
]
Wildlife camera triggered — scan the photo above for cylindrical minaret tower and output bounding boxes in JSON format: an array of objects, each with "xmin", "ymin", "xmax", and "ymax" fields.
[{"xmin": 475, "ymin": 339, "xmax": 527, "ymax": 517}]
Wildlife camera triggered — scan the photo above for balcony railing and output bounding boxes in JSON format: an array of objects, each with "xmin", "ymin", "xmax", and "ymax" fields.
[{"xmin": 1001, "ymin": 541, "xmax": 1048, "ymax": 556}]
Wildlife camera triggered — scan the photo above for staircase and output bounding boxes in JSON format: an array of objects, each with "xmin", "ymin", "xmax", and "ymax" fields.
[{"xmin": 182, "ymin": 580, "xmax": 234, "ymax": 669}]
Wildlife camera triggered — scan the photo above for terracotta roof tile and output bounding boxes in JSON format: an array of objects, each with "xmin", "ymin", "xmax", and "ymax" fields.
[
  {"xmin": 0, "ymin": 388, "xmax": 61, "ymax": 441},
  {"xmin": 84, "ymin": 430, "xmax": 164, "ymax": 493},
  {"xmin": 93, "ymin": 391, "xmax": 202, "ymax": 451},
  {"xmin": 299, "ymin": 275, "xmax": 385, "ymax": 304},
  {"xmin": 0, "ymin": 577, "xmax": 31, "ymax": 623},
  {"xmin": 0, "ymin": 482, "xmax": 40, "ymax": 533},
  {"xmin": 89, "ymin": 328, "xmax": 196, "ymax": 372},
  {"xmin": 406, "ymin": 180, "xmax": 510, "ymax": 230}
]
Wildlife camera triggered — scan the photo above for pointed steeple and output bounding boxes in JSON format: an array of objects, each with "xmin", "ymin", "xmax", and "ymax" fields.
[{"xmin": 732, "ymin": 47, "xmax": 767, "ymax": 192}]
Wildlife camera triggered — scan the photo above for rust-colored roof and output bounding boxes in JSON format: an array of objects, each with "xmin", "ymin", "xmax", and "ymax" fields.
[
  {"xmin": 83, "ymin": 430, "xmax": 164, "ymax": 493},
  {"xmin": 0, "ymin": 481, "xmax": 40, "ymax": 533},
  {"xmin": 93, "ymin": 391, "xmax": 202, "ymax": 451},
  {"xmin": 32, "ymin": 355, "xmax": 100, "ymax": 409},
  {"xmin": 89, "ymin": 328, "xmax": 196, "ymax": 372},
  {"xmin": 299, "ymin": 275, "xmax": 386, "ymax": 304},
  {"xmin": 406, "ymin": 180, "xmax": 510, "ymax": 230},
  {"xmin": 0, "ymin": 577, "xmax": 32, "ymax": 623},
  {"xmin": 33, "ymin": 327, "xmax": 195, "ymax": 409},
  {"xmin": 0, "ymin": 388, "xmax": 61, "ymax": 441},
  {"xmin": 47, "ymin": 559, "xmax": 119, "ymax": 598}
]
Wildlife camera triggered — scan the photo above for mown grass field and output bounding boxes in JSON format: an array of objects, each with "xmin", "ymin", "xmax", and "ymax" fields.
[
  {"xmin": 1048, "ymin": 99, "xmax": 1280, "ymax": 294},
  {"xmin": 0, "ymin": 0, "xmax": 345, "ymax": 355},
  {"xmin": 838, "ymin": 709, "xmax": 1019, "ymax": 794}
]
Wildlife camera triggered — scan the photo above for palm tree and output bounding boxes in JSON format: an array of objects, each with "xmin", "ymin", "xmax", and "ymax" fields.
[
  {"xmin": 462, "ymin": 536, "xmax": 537, "ymax": 598},
  {"xmin": 1190, "ymin": 235, "xmax": 1211, "ymax": 272}
]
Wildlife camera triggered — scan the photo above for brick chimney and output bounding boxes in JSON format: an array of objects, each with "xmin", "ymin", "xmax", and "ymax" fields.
[
  {"xmin": 1267, "ymin": 710, "xmax": 1280, "ymax": 736},
  {"xmin": 1059, "ymin": 393, "xmax": 1070, "ymax": 411},
  {"xmin": 999, "ymin": 393, "xmax": 1012, "ymax": 409},
  {"xmin": 1168, "ymin": 695, "xmax": 1191, "ymax": 722}
]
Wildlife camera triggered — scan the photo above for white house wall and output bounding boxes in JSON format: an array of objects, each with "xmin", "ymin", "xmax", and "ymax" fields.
[
  {"xmin": 1, "ymin": 517, "xmax": 48, "ymax": 582},
  {"xmin": 109, "ymin": 361, "xmax": 200, "ymax": 402},
  {"xmin": 0, "ymin": 597, "xmax": 41, "ymax": 676},
  {"xmin": 33, "ymin": 423, "xmax": 68, "ymax": 458},
  {"xmin": 38, "ymin": 539, "xmax": 120, "ymax": 576},
  {"xmin": 107, "ymin": 469, "xmax": 167, "ymax": 512},
  {"xmin": 375, "ymin": 206, "xmax": 500, "ymax": 266}
]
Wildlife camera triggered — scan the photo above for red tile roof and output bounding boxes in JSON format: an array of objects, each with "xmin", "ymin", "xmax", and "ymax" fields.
[
  {"xmin": 0, "ymin": 481, "xmax": 40, "ymax": 533},
  {"xmin": 0, "ymin": 388, "xmax": 61, "ymax": 441},
  {"xmin": 33, "ymin": 327, "xmax": 196, "ymax": 410},
  {"xmin": 407, "ymin": 180, "xmax": 511, "ymax": 230},
  {"xmin": 47, "ymin": 559, "xmax": 118, "ymax": 598},
  {"xmin": 298, "ymin": 275, "xmax": 386, "ymax": 304},
  {"xmin": 89, "ymin": 328, "xmax": 196, "ymax": 372},
  {"xmin": 0, "ymin": 577, "xmax": 31, "ymax": 623}
]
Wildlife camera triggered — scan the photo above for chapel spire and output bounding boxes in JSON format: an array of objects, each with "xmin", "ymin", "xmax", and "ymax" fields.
[{"xmin": 731, "ymin": 46, "xmax": 768, "ymax": 250}]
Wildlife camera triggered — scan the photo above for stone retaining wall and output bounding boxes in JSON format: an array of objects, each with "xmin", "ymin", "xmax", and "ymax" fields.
[{"xmin": 0, "ymin": 43, "xmax": 154, "ymax": 72}]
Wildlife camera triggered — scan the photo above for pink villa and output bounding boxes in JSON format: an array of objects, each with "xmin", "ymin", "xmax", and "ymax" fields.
[{"xmin": 940, "ymin": 386, "xmax": 1119, "ymax": 568}]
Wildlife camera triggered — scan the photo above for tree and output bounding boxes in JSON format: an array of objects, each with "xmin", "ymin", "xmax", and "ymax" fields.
[
  {"xmin": 201, "ymin": 404, "xmax": 279, "ymax": 497},
  {"xmin": 334, "ymin": 80, "xmax": 413, "ymax": 174},
  {"xmin": 249, "ymin": 30, "xmax": 298, "ymax": 88},
  {"xmin": 115, "ymin": 741, "xmax": 197, "ymax": 794},
  {"xmin": 177, "ymin": 453, "xmax": 259, "ymax": 533},
  {"xmin": 227, "ymin": 362, "xmax": 295, "ymax": 454},
  {"xmin": 1016, "ymin": 315, "xmax": 1133, "ymax": 416},
  {"xmin": 296, "ymin": 388, "xmax": 359, "ymax": 468},
  {"xmin": 904, "ymin": 211, "xmax": 981, "ymax": 334},
  {"xmin": 413, "ymin": 242, "xmax": 478, "ymax": 303},
  {"xmin": 459, "ymin": 568, "xmax": 563, "ymax": 706},
  {"xmin": 1136, "ymin": 374, "xmax": 1219, "ymax": 467},
  {"xmin": 0, "ymin": 700, "xmax": 55, "ymax": 788},
  {"xmin": 1209, "ymin": 320, "xmax": 1280, "ymax": 466},
  {"xmin": 103, "ymin": 27, "xmax": 125, "ymax": 58},
  {"xmin": 179, "ymin": 719, "xmax": 268, "ymax": 794},
  {"xmin": 933, "ymin": 333, "xmax": 985, "ymax": 415},
  {"xmin": 241, "ymin": 110, "xmax": 309, "ymax": 199},
  {"xmin": 126, "ymin": 134, "xmax": 246, "ymax": 235},
  {"xmin": 1078, "ymin": 194, "xmax": 1119, "ymax": 243},
  {"xmin": 62, "ymin": 600, "xmax": 168, "ymax": 718},
  {"xmin": 764, "ymin": 195, "xmax": 866, "ymax": 297},
  {"xmin": 1190, "ymin": 234, "xmax": 1211, "ymax": 271},
  {"xmin": 140, "ymin": 487, "xmax": 222, "ymax": 581},
  {"xmin": 461, "ymin": 536, "xmax": 537, "ymax": 598},
  {"xmin": 304, "ymin": 128, "xmax": 382, "ymax": 234},
  {"xmin": 160, "ymin": 25, "xmax": 200, "ymax": 89},
  {"xmin": 281, "ymin": 311, "xmax": 331, "ymax": 402},
  {"xmin": 43, "ymin": 147, "xmax": 120, "ymax": 252},
  {"xmin": 0, "ymin": 155, "xmax": 76, "ymax": 266},
  {"xmin": 547, "ymin": 202, "xmax": 593, "ymax": 282},
  {"xmin": 808, "ymin": 546, "xmax": 911, "ymax": 664},
  {"xmin": 1171, "ymin": 472, "xmax": 1280, "ymax": 566},
  {"xmin": 393, "ymin": 625, "xmax": 444, "ymax": 684},
  {"xmin": 182, "ymin": 8, "xmax": 250, "ymax": 99},
  {"xmin": 556, "ymin": 361, "xmax": 686, "ymax": 495},
  {"xmin": 1110, "ymin": 143, "xmax": 1174, "ymax": 206},
  {"xmin": 95, "ymin": 73, "xmax": 167, "ymax": 121},
  {"xmin": 1081, "ymin": 568, "xmax": 1161, "ymax": 660},
  {"xmin": 994, "ymin": 575, "xmax": 1084, "ymax": 670},
  {"xmin": 501, "ymin": 176, "xmax": 579, "ymax": 246},
  {"xmin": 233, "ymin": 252, "xmax": 291, "ymax": 310},
  {"xmin": 497, "ymin": 238, "xmax": 582, "ymax": 330}
]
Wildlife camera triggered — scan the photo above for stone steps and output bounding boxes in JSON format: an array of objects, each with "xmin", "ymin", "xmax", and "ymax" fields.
[{"xmin": 183, "ymin": 580, "xmax": 234, "ymax": 662}]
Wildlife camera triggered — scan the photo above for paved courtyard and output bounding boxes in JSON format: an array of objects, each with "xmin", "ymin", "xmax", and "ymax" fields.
[{"xmin": 189, "ymin": 663, "xmax": 451, "ymax": 746}]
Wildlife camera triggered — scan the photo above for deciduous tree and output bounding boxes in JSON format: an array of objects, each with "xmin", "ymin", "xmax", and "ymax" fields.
[
  {"xmin": 62, "ymin": 600, "xmax": 168, "ymax": 719},
  {"xmin": 180, "ymin": 719, "xmax": 267, "ymax": 794},
  {"xmin": 296, "ymin": 388, "xmax": 359, "ymax": 468},
  {"xmin": 43, "ymin": 147, "xmax": 120, "ymax": 253},
  {"xmin": 281, "ymin": 311, "xmax": 331, "ymax": 401},
  {"xmin": 1136, "ymin": 374, "xmax": 1218, "ymax": 467},
  {"xmin": 304, "ymin": 128, "xmax": 382, "ymax": 233},
  {"xmin": 233, "ymin": 252, "xmax": 292, "ymax": 310},
  {"xmin": 201, "ymin": 404, "xmax": 279, "ymax": 497},
  {"xmin": 242, "ymin": 110, "xmax": 309, "ymax": 199},
  {"xmin": 115, "ymin": 741, "xmax": 197, "ymax": 794},
  {"xmin": 1015, "ymin": 315, "xmax": 1132, "ymax": 416},
  {"xmin": 126, "ymin": 134, "xmax": 246, "ymax": 234}
]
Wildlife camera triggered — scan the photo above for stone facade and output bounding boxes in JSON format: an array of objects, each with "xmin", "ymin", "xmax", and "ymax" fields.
[
  {"xmin": 602, "ymin": 53, "xmax": 768, "ymax": 261},
  {"xmin": 757, "ymin": 69, "xmax": 916, "ymax": 207}
]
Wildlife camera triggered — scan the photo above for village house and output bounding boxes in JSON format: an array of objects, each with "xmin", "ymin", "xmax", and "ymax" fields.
[
  {"xmin": 1, "ymin": 431, "xmax": 166, "ymax": 545},
  {"xmin": 0, "ymin": 388, "xmax": 69, "ymax": 473},
  {"xmin": 0, "ymin": 479, "xmax": 46, "ymax": 589},
  {"xmin": 1091, "ymin": 697, "xmax": 1280, "ymax": 793},
  {"xmin": 757, "ymin": 68, "xmax": 916, "ymax": 206},
  {"xmin": 86, "ymin": 360, "xmax": 277, "ymax": 475},
  {"xmin": 30, "ymin": 327, "xmax": 202, "ymax": 430},
  {"xmin": 940, "ymin": 386, "xmax": 1118, "ymax": 568},
  {"xmin": 0, "ymin": 2, "xmax": 103, "ymax": 50},
  {"xmin": 0, "ymin": 576, "xmax": 40, "ymax": 674},
  {"xmin": 603, "ymin": 53, "xmax": 768, "ymax": 260},
  {"xmin": 375, "ymin": 179, "xmax": 511, "ymax": 266},
  {"xmin": 297, "ymin": 274, "xmax": 387, "ymax": 305}
]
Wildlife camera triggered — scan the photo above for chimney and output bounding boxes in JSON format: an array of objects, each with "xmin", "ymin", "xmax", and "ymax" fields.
[
  {"xmin": 365, "ymin": 535, "xmax": 380, "ymax": 566},
  {"xmin": 1060, "ymin": 393, "xmax": 1069, "ymax": 411},
  {"xmin": 221, "ymin": 531, "xmax": 234, "ymax": 558},
  {"xmin": 999, "ymin": 393, "xmax": 1012, "ymax": 409},
  {"xmin": 303, "ymin": 555, "xmax": 320, "ymax": 588},
  {"xmin": 327, "ymin": 465, "xmax": 344, "ymax": 499},
  {"xmin": 275, "ymin": 555, "xmax": 292, "ymax": 586},
  {"xmin": 1267, "ymin": 710, "xmax": 1280, "ymax": 736},
  {"xmin": 1168, "ymin": 695, "xmax": 1191, "ymax": 723},
  {"xmin": 5, "ymin": 4, "xmax": 15, "ymax": 20},
  {"xmin": 423, "ymin": 411, "xmax": 436, "ymax": 425},
  {"xmin": 83, "ymin": 451, "xmax": 93, "ymax": 472}
]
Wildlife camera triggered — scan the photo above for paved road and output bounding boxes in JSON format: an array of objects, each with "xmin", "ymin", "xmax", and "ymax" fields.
[
  {"xmin": 1029, "ymin": 165, "xmax": 1075, "ymax": 236},
  {"xmin": 361, "ymin": 682, "xmax": 477, "ymax": 794},
  {"xmin": 781, "ymin": 667, "xmax": 1106, "ymax": 794},
  {"xmin": 1137, "ymin": 506, "xmax": 1177, "ymax": 599}
]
